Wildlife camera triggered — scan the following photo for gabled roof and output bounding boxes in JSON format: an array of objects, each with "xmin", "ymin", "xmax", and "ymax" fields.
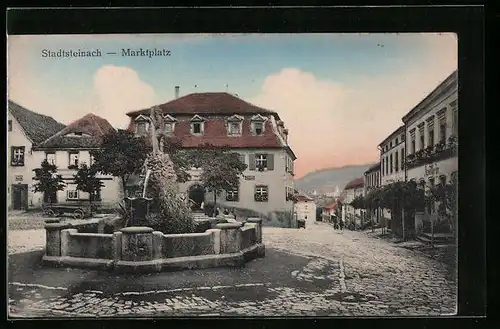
[
  {"xmin": 8, "ymin": 100, "xmax": 66, "ymax": 145},
  {"xmin": 344, "ymin": 177, "xmax": 364, "ymax": 190},
  {"xmin": 324, "ymin": 202, "xmax": 338, "ymax": 210},
  {"xmin": 126, "ymin": 92, "xmax": 279, "ymax": 118},
  {"xmin": 295, "ymin": 190, "xmax": 314, "ymax": 202},
  {"xmin": 36, "ymin": 113, "xmax": 115, "ymax": 149}
]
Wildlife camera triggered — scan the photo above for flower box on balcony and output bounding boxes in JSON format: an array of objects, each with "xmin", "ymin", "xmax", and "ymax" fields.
[{"xmin": 68, "ymin": 164, "xmax": 79, "ymax": 170}]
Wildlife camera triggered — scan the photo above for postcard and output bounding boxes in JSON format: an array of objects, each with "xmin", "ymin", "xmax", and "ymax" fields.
[{"xmin": 7, "ymin": 32, "xmax": 458, "ymax": 318}]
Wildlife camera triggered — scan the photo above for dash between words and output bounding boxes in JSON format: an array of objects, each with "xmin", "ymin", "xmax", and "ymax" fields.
[{"xmin": 41, "ymin": 48, "xmax": 172, "ymax": 58}]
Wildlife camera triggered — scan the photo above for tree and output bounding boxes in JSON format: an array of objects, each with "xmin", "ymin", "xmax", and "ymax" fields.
[
  {"xmin": 73, "ymin": 163, "xmax": 105, "ymax": 213},
  {"xmin": 198, "ymin": 143, "xmax": 247, "ymax": 210},
  {"xmin": 33, "ymin": 160, "xmax": 66, "ymax": 206},
  {"xmin": 91, "ymin": 129, "xmax": 151, "ymax": 195}
]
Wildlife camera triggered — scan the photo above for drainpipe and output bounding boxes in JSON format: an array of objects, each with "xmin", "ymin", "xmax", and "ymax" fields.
[
  {"xmin": 403, "ymin": 122, "xmax": 408, "ymax": 241},
  {"xmin": 377, "ymin": 145, "xmax": 383, "ymax": 234}
]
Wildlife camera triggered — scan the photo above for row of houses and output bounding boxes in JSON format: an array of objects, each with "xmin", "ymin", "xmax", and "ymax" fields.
[
  {"xmin": 7, "ymin": 89, "xmax": 297, "ymax": 217},
  {"xmin": 373, "ymin": 69, "xmax": 458, "ymax": 236},
  {"xmin": 319, "ymin": 69, "xmax": 458, "ymax": 236}
]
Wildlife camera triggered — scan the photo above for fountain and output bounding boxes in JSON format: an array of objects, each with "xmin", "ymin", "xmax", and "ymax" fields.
[{"xmin": 123, "ymin": 106, "xmax": 192, "ymax": 232}]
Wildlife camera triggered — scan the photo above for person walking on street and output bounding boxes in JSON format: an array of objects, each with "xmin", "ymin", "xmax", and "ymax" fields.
[
  {"xmin": 332, "ymin": 215, "xmax": 338, "ymax": 230},
  {"xmin": 339, "ymin": 217, "xmax": 344, "ymax": 230}
]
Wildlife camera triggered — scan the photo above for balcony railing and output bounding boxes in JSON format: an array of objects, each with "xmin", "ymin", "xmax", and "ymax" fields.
[{"xmin": 406, "ymin": 136, "xmax": 457, "ymax": 169}]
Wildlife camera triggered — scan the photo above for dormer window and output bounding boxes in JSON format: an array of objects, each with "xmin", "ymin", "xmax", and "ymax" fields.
[
  {"xmin": 250, "ymin": 114, "xmax": 267, "ymax": 136},
  {"xmin": 189, "ymin": 114, "xmax": 205, "ymax": 136},
  {"xmin": 227, "ymin": 114, "xmax": 243, "ymax": 136},
  {"xmin": 163, "ymin": 114, "xmax": 177, "ymax": 135},
  {"xmin": 134, "ymin": 114, "xmax": 150, "ymax": 136}
]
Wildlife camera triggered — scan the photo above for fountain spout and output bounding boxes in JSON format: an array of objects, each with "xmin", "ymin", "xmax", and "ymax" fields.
[{"xmin": 142, "ymin": 169, "xmax": 152, "ymax": 198}]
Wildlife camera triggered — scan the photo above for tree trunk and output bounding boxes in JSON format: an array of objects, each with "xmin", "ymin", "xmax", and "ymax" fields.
[
  {"xmin": 89, "ymin": 196, "xmax": 93, "ymax": 216},
  {"xmin": 214, "ymin": 192, "xmax": 217, "ymax": 211},
  {"xmin": 121, "ymin": 176, "xmax": 127, "ymax": 198},
  {"xmin": 402, "ymin": 208, "xmax": 406, "ymax": 241}
]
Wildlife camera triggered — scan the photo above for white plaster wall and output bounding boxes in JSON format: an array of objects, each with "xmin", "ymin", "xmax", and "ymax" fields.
[
  {"xmin": 7, "ymin": 113, "xmax": 41, "ymax": 209},
  {"xmin": 179, "ymin": 148, "xmax": 294, "ymax": 214},
  {"xmin": 295, "ymin": 200, "xmax": 316, "ymax": 222}
]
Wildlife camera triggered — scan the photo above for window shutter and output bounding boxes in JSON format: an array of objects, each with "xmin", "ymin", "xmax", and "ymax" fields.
[
  {"xmin": 249, "ymin": 154, "xmax": 256, "ymax": 170},
  {"xmin": 20, "ymin": 146, "xmax": 25, "ymax": 165},
  {"xmin": 267, "ymin": 154, "xmax": 274, "ymax": 170},
  {"xmin": 291, "ymin": 159, "xmax": 294, "ymax": 174},
  {"xmin": 10, "ymin": 146, "xmax": 14, "ymax": 163}
]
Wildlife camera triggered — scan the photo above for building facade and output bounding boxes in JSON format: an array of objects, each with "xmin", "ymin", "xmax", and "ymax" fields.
[
  {"xmin": 402, "ymin": 70, "xmax": 458, "ymax": 234},
  {"xmin": 7, "ymin": 100, "xmax": 66, "ymax": 210},
  {"xmin": 126, "ymin": 91, "xmax": 297, "ymax": 216},
  {"xmin": 403, "ymin": 70, "xmax": 458, "ymax": 186},
  {"xmin": 363, "ymin": 162, "xmax": 381, "ymax": 224},
  {"xmin": 379, "ymin": 126, "xmax": 406, "ymax": 186},
  {"xmin": 294, "ymin": 192, "xmax": 316, "ymax": 224},
  {"xmin": 341, "ymin": 177, "xmax": 365, "ymax": 227},
  {"xmin": 32, "ymin": 113, "xmax": 121, "ymax": 208}
]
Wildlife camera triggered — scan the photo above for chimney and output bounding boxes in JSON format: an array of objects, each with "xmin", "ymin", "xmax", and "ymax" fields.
[
  {"xmin": 174, "ymin": 86, "xmax": 180, "ymax": 99},
  {"xmin": 283, "ymin": 128, "xmax": 289, "ymax": 143}
]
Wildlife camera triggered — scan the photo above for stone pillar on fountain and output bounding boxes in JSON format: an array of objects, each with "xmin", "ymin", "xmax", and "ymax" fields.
[{"xmin": 123, "ymin": 197, "xmax": 153, "ymax": 227}]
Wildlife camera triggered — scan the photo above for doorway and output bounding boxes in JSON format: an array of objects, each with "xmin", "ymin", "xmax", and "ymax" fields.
[
  {"xmin": 188, "ymin": 184, "xmax": 205, "ymax": 210},
  {"xmin": 12, "ymin": 184, "xmax": 28, "ymax": 210}
]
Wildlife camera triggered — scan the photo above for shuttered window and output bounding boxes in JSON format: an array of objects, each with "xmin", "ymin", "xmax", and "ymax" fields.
[{"xmin": 249, "ymin": 153, "xmax": 274, "ymax": 171}]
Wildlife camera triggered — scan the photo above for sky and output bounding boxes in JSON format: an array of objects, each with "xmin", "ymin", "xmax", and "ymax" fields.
[{"xmin": 7, "ymin": 33, "xmax": 457, "ymax": 178}]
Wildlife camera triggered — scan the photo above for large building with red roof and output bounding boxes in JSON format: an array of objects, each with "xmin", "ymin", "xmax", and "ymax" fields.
[
  {"xmin": 126, "ymin": 90, "xmax": 297, "ymax": 215},
  {"xmin": 31, "ymin": 113, "xmax": 121, "ymax": 208}
]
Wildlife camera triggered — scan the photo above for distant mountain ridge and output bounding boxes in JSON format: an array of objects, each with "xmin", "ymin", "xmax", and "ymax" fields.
[{"xmin": 295, "ymin": 163, "xmax": 376, "ymax": 195}]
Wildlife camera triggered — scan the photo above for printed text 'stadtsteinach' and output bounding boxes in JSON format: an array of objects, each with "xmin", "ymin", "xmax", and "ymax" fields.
[{"xmin": 41, "ymin": 48, "xmax": 171, "ymax": 58}]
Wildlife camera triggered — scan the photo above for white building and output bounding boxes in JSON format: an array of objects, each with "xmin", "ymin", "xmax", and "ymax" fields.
[
  {"xmin": 32, "ymin": 113, "xmax": 121, "ymax": 208},
  {"xmin": 7, "ymin": 100, "xmax": 66, "ymax": 210},
  {"xmin": 294, "ymin": 192, "xmax": 316, "ymax": 224},
  {"xmin": 126, "ymin": 90, "xmax": 297, "ymax": 217},
  {"xmin": 364, "ymin": 162, "xmax": 381, "ymax": 224},
  {"xmin": 402, "ymin": 70, "xmax": 458, "ymax": 234},
  {"xmin": 341, "ymin": 177, "xmax": 365, "ymax": 227},
  {"xmin": 379, "ymin": 125, "xmax": 406, "ymax": 186},
  {"xmin": 403, "ymin": 70, "xmax": 458, "ymax": 186}
]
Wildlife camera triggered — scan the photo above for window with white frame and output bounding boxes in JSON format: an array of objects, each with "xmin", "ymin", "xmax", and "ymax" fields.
[
  {"xmin": 8, "ymin": 120, "xmax": 12, "ymax": 131},
  {"xmin": 136, "ymin": 122, "xmax": 147, "ymax": 135},
  {"xmin": 229, "ymin": 122, "xmax": 241, "ymax": 135},
  {"xmin": 192, "ymin": 122, "xmax": 202, "ymax": 134},
  {"xmin": 395, "ymin": 150, "xmax": 399, "ymax": 172},
  {"xmin": 226, "ymin": 187, "xmax": 239, "ymax": 202},
  {"xmin": 165, "ymin": 123, "xmax": 174, "ymax": 134},
  {"xmin": 255, "ymin": 185, "xmax": 268, "ymax": 202},
  {"xmin": 67, "ymin": 189, "xmax": 79, "ymax": 200},
  {"xmin": 46, "ymin": 152, "xmax": 56, "ymax": 165},
  {"xmin": 255, "ymin": 154, "xmax": 268, "ymax": 170},
  {"xmin": 11, "ymin": 146, "xmax": 25, "ymax": 166},
  {"xmin": 451, "ymin": 100, "xmax": 458, "ymax": 135},
  {"xmin": 418, "ymin": 124, "xmax": 425, "ymax": 150},
  {"xmin": 253, "ymin": 122, "xmax": 264, "ymax": 135},
  {"xmin": 68, "ymin": 152, "xmax": 79, "ymax": 168}
]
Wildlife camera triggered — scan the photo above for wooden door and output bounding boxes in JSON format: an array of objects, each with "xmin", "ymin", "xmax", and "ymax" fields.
[{"xmin": 12, "ymin": 184, "xmax": 28, "ymax": 210}]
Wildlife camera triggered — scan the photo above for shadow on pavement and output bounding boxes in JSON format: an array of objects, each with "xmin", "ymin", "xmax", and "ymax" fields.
[{"xmin": 8, "ymin": 248, "xmax": 330, "ymax": 296}]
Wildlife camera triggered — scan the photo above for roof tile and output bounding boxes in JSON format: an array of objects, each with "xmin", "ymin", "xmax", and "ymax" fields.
[
  {"xmin": 36, "ymin": 113, "xmax": 115, "ymax": 149},
  {"xmin": 8, "ymin": 100, "xmax": 66, "ymax": 145}
]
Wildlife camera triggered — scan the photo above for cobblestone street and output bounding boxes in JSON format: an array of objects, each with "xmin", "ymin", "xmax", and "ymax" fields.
[{"xmin": 8, "ymin": 222, "xmax": 456, "ymax": 317}]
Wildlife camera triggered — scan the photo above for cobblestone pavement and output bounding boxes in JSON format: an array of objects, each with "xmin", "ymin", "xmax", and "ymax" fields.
[{"xmin": 8, "ymin": 222, "xmax": 456, "ymax": 317}]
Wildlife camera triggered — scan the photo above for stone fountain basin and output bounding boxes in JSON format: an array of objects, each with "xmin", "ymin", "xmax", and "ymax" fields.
[{"xmin": 41, "ymin": 218, "xmax": 265, "ymax": 273}]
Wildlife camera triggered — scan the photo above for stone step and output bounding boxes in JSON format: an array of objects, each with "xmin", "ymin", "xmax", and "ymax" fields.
[{"xmin": 417, "ymin": 234, "xmax": 453, "ymax": 245}]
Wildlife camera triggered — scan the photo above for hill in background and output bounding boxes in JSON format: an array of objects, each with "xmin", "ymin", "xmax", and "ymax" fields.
[{"xmin": 295, "ymin": 163, "xmax": 375, "ymax": 196}]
